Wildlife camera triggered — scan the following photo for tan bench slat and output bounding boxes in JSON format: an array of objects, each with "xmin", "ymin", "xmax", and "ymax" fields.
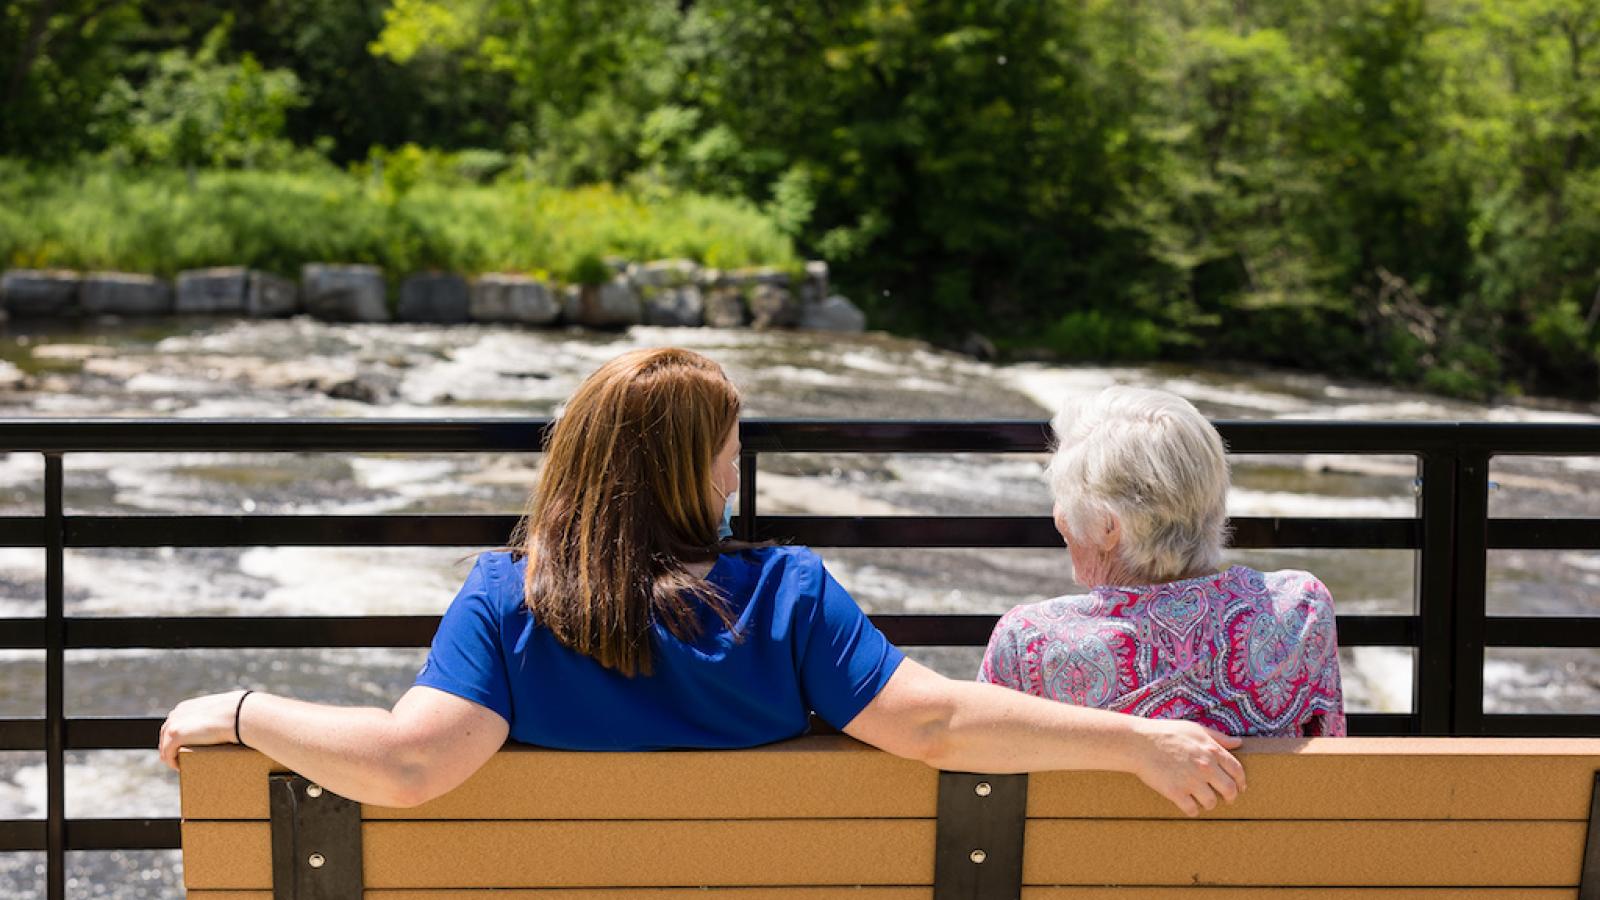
[
  {"xmin": 1024, "ymin": 820, "xmax": 1584, "ymax": 886},
  {"xmin": 1031, "ymin": 751, "xmax": 1600, "ymax": 820},
  {"xmin": 180, "ymin": 738, "xmax": 936, "ymax": 821},
  {"xmin": 187, "ymin": 883, "xmax": 934, "ymax": 890},
  {"xmin": 183, "ymin": 819, "xmax": 937, "ymax": 890},
  {"xmin": 180, "ymin": 892, "xmax": 1577, "ymax": 900},
  {"xmin": 1017, "ymin": 883, "xmax": 1568, "ymax": 890}
]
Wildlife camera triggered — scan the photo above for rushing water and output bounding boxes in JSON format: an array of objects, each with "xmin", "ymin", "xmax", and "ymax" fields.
[{"xmin": 0, "ymin": 316, "xmax": 1596, "ymax": 897}]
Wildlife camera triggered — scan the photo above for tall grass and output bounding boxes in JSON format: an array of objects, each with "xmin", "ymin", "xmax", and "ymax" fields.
[{"xmin": 0, "ymin": 160, "xmax": 799, "ymax": 281}]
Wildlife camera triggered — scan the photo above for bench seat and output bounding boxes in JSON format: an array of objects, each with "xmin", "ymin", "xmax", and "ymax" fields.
[{"xmin": 179, "ymin": 735, "xmax": 1600, "ymax": 898}]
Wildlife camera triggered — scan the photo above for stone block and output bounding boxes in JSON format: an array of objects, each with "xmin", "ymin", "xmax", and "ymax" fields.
[
  {"xmin": 246, "ymin": 271, "xmax": 299, "ymax": 317},
  {"xmin": 801, "ymin": 260, "xmax": 830, "ymax": 305},
  {"xmin": 175, "ymin": 267, "xmax": 248, "ymax": 314},
  {"xmin": 704, "ymin": 285, "xmax": 747, "ymax": 328},
  {"xmin": 81, "ymin": 272, "xmax": 173, "ymax": 316},
  {"xmin": 800, "ymin": 294, "xmax": 867, "ymax": 333},
  {"xmin": 398, "ymin": 273, "xmax": 471, "ymax": 323},
  {"xmin": 572, "ymin": 276, "xmax": 642, "ymax": 328},
  {"xmin": 0, "ymin": 269, "xmax": 80, "ymax": 317},
  {"xmin": 641, "ymin": 285, "xmax": 704, "ymax": 327},
  {"xmin": 470, "ymin": 274, "xmax": 560, "ymax": 325},
  {"xmin": 748, "ymin": 283, "xmax": 799, "ymax": 329},
  {"xmin": 631, "ymin": 259, "xmax": 700, "ymax": 288},
  {"xmin": 301, "ymin": 264, "xmax": 389, "ymax": 322}
]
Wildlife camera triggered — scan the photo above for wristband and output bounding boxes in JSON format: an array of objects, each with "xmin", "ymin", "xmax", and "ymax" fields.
[{"xmin": 234, "ymin": 690, "xmax": 254, "ymax": 746}]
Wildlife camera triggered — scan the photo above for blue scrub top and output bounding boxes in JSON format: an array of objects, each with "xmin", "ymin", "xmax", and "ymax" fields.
[{"xmin": 414, "ymin": 546, "xmax": 905, "ymax": 750}]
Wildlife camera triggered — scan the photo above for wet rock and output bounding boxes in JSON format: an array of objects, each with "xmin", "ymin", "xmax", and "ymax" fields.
[
  {"xmin": 960, "ymin": 331, "xmax": 999, "ymax": 361},
  {"xmin": 800, "ymin": 294, "xmax": 867, "ymax": 333},
  {"xmin": 724, "ymin": 265, "xmax": 791, "ymax": 288},
  {"xmin": 1, "ymin": 269, "xmax": 80, "ymax": 317},
  {"xmin": 302, "ymin": 264, "xmax": 389, "ymax": 322},
  {"xmin": 631, "ymin": 259, "xmax": 700, "ymax": 288},
  {"xmin": 703, "ymin": 284, "xmax": 747, "ymax": 328},
  {"xmin": 175, "ymin": 268, "xmax": 248, "ymax": 314},
  {"xmin": 571, "ymin": 276, "xmax": 642, "ymax": 328},
  {"xmin": 641, "ymin": 285, "xmax": 704, "ymax": 326},
  {"xmin": 748, "ymin": 283, "xmax": 799, "ymax": 329},
  {"xmin": 323, "ymin": 372, "xmax": 399, "ymax": 405},
  {"xmin": 81, "ymin": 272, "xmax": 173, "ymax": 316},
  {"xmin": 246, "ymin": 271, "xmax": 299, "ymax": 317},
  {"xmin": 0, "ymin": 359, "xmax": 31, "ymax": 391},
  {"xmin": 800, "ymin": 260, "xmax": 830, "ymax": 306},
  {"xmin": 398, "ymin": 273, "xmax": 470, "ymax": 323},
  {"xmin": 470, "ymin": 274, "xmax": 560, "ymax": 325}
]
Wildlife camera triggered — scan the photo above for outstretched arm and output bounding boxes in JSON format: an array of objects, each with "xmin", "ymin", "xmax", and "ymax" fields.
[
  {"xmin": 843, "ymin": 659, "xmax": 1245, "ymax": 817},
  {"xmin": 158, "ymin": 685, "xmax": 508, "ymax": 808}
]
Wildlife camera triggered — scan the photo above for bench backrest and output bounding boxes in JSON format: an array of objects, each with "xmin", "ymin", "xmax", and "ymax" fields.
[{"xmin": 180, "ymin": 735, "xmax": 1600, "ymax": 898}]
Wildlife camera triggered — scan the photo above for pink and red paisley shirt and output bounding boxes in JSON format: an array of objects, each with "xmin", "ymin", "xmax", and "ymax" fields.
[{"xmin": 978, "ymin": 566, "xmax": 1346, "ymax": 737}]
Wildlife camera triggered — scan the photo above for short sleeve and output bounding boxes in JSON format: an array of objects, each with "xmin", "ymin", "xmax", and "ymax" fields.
[
  {"xmin": 1299, "ymin": 577, "xmax": 1347, "ymax": 737},
  {"xmin": 978, "ymin": 609, "xmax": 1026, "ymax": 689},
  {"xmin": 414, "ymin": 555, "xmax": 513, "ymax": 724},
  {"xmin": 796, "ymin": 561, "xmax": 905, "ymax": 729}
]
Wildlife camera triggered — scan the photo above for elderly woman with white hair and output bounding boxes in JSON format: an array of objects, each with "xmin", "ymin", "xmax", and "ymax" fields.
[{"xmin": 980, "ymin": 387, "xmax": 1346, "ymax": 737}]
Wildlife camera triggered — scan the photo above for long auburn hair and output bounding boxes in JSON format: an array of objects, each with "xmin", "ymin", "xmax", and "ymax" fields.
[{"xmin": 512, "ymin": 348, "xmax": 743, "ymax": 676}]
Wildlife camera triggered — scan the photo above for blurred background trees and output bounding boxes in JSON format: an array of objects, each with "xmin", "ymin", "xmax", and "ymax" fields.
[{"xmin": 3, "ymin": 0, "xmax": 1599, "ymax": 399}]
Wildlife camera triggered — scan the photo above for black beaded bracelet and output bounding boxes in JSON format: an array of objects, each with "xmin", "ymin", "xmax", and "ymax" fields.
[{"xmin": 234, "ymin": 689, "xmax": 254, "ymax": 746}]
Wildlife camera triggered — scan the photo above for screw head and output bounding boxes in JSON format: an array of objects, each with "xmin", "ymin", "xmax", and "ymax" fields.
[
  {"xmin": 308, "ymin": 853, "xmax": 326, "ymax": 869},
  {"xmin": 974, "ymin": 781, "xmax": 992, "ymax": 797},
  {"xmin": 970, "ymin": 849, "xmax": 987, "ymax": 864},
  {"xmin": 305, "ymin": 784, "xmax": 323, "ymax": 799}
]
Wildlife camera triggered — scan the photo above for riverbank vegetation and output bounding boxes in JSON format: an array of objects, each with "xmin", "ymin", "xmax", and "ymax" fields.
[{"xmin": 3, "ymin": 0, "xmax": 1600, "ymax": 399}]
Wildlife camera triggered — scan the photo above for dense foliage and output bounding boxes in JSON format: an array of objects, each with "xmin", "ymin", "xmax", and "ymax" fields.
[{"xmin": 3, "ymin": 0, "xmax": 1600, "ymax": 398}]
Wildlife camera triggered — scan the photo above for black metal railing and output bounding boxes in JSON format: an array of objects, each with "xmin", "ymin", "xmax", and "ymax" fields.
[{"xmin": 1, "ymin": 417, "xmax": 1598, "ymax": 900}]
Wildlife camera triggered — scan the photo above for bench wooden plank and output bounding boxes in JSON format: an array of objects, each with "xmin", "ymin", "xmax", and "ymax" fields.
[
  {"xmin": 183, "ymin": 820, "xmax": 939, "ymax": 890},
  {"xmin": 1024, "ymin": 820, "xmax": 1585, "ymax": 886},
  {"xmin": 180, "ymin": 738, "xmax": 937, "ymax": 821},
  {"xmin": 181, "ymin": 883, "xmax": 1580, "ymax": 890},
  {"xmin": 180, "ymin": 737, "xmax": 1600, "ymax": 822}
]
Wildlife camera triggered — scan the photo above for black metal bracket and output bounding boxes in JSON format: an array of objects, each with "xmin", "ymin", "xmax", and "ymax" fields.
[
  {"xmin": 1581, "ymin": 772, "xmax": 1600, "ymax": 900},
  {"xmin": 268, "ymin": 773, "xmax": 363, "ymax": 900},
  {"xmin": 933, "ymin": 771, "xmax": 1028, "ymax": 900}
]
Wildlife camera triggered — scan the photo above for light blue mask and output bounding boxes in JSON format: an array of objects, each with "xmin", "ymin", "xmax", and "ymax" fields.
[{"xmin": 718, "ymin": 493, "xmax": 736, "ymax": 540}]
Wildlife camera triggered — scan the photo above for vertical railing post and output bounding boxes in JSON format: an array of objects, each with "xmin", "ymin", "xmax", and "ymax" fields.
[
  {"xmin": 1452, "ymin": 450, "xmax": 1492, "ymax": 735},
  {"xmin": 1414, "ymin": 451, "xmax": 1459, "ymax": 735},
  {"xmin": 44, "ymin": 453, "xmax": 65, "ymax": 900},
  {"xmin": 737, "ymin": 448, "xmax": 758, "ymax": 541}
]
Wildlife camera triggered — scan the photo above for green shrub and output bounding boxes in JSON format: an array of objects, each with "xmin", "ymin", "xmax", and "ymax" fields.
[{"xmin": 0, "ymin": 162, "xmax": 798, "ymax": 279}]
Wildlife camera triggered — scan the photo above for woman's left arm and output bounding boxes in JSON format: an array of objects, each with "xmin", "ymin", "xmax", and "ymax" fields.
[{"xmin": 158, "ymin": 685, "xmax": 509, "ymax": 807}]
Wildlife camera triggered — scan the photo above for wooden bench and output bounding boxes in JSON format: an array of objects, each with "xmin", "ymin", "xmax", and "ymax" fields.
[{"xmin": 180, "ymin": 736, "xmax": 1600, "ymax": 899}]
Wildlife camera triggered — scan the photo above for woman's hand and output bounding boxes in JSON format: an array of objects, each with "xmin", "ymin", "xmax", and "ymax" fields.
[
  {"xmin": 159, "ymin": 690, "xmax": 248, "ymax": 770},
  {"xmin": 1129, "ymin": 718, "xmax": 1246, "ymax": 816}
]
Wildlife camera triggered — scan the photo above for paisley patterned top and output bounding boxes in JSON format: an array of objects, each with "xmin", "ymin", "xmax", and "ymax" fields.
[{"xmin": 978, "ymin": 566, "xmax": 1345, "ymax": 737}]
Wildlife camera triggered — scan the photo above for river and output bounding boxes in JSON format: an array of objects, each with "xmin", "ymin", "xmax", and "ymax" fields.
[{"xmin": 0, "ymin": 317, "xmax": 1596, "ymax": 896}]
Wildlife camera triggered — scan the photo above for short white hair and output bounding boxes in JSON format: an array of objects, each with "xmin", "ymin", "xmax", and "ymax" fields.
[{"xmin": 1046, "ymin": 386, "xmax": 1230, "ymax": 583}]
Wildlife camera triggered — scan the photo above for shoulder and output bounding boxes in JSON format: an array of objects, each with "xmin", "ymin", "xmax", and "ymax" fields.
[
  {"xmin": 460, "ymin": 550, "xmax": 527, "ymax": 614},
  {"xmin": 991, "ymin": 593, "xmax": 1099, "ymax": 642},
  {"xmin": 723, "ymin": 544, "xmax": 826, "ymax": 584},
  {"xmin": 1250, "ymin": 567, "xmax": 1335, "ymax": 613}
]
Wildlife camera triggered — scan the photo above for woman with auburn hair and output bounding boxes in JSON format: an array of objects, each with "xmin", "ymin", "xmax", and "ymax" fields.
[{"xmin": 160, "ymin": 348, "xmax": 1245, "ymax": 817}]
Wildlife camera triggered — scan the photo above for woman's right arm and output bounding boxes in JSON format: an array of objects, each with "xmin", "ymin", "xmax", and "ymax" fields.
[
  {"xmin": 842, "ymin": 658, "xmax": 1245, "ymax": 817},
  {"xmin": 158, "ymin": 685, "xmax": 508, "ymax": 808}
]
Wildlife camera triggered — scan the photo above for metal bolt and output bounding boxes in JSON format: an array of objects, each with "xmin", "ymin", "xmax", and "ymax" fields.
[
  {"xmin": 974, "ymin": 781, "xmax": 992, "ymax": 797},
  {"xmin": 305, "ymin": 784, "xmax": 323, "ymax": 798},
  {"xmin": 308, "ymin": 853, "xmax": 326, "ymax": 869},
  {"xmin": 970, "ymin": 849, "xmax": 987, "ymax": 864}
]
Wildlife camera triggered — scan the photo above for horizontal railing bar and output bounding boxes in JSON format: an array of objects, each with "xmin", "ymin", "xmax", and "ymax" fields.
[
  {"xmin": 0, "ymin": 618, "xmax": 42, "ymax": 649},
  {"xmin": 36, "ymin": 514, "xmax": 1422, "ymax": 550},
  {"xmin": 0, "ymin": 819, "xmax": 44, "ymax": 851},
  {"xmin": 1487, "ymin": 519, "xmax": 1600, "ymax": 550},
  {"xmin": 1347, "ymin": 713, "xmax": 1418, "ymax": 735},
  {"xmin": 65, "ymin": 818, "xmax": 180, "ymax": 851},
  {"xmin": 0, "ymin": 818, "xmax": 180, "ymax": 852},
  {"xmin": 0, "ymin": 718, "xmax": 44, "ymax": 748},
  {"xmin": 1485, "ymin": 617, "xmax": 1600, "ymax": 647},
  {"xmin": 1481, "ymin": 714, "xmax": 1600, "ymax": 735},
  {"xmin": 0, "ymin": 613, "xmax": 1423, "ymax": 651},
  {"xmin": 64, "ymin": 514, "xmax": 520, "ymax": 548},
  {"xmin": 0, "ymin": 418, "xmax": 1589, "ymax": 455}
]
